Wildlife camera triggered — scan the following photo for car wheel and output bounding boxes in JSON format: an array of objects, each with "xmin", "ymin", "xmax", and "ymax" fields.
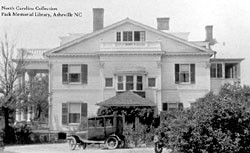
[
  {"xmin": 105, "ymin": 136, "xmax": 119, "ymax": 149},
  {"xmin": 81, "ymin": 142, "xmax": 87, "ymax": 149},
  {"xmin": 68, "ymin": 137, "xmax": 77, "ymax": 150},
  {"xmin": 154, "ymin": 142, "xmax": 163, "ymax": 153}
]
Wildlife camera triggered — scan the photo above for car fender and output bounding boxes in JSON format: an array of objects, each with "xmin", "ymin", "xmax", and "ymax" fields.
[{"xmin": 107, "ymin": 134, "xmax": 121, "ymax": 142}]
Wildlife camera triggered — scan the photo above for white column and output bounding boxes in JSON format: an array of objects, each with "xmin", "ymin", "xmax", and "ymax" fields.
[
  {"xmin": 27, "ymin": 107, "xmax": 32, "ymax": 122},
  {"xmin": 15, "ymin": 109, "xmax": 21, "ymax": 122},
  {"xmin": 20, "ymin": 109, "xmax": 25, "ymax": 121}
]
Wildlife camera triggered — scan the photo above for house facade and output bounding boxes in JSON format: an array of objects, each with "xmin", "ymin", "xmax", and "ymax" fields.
[{"xmin": 16, "ymin": 8, "xmax": 243, "ymax": 132}]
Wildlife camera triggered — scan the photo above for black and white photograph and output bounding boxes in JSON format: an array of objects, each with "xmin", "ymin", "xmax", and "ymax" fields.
[{"xmin": 0, "ymin": 0, "xmax": 250, "ymax": 153}]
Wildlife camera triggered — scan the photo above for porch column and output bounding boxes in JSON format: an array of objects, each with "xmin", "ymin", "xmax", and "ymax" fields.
[
  {"xmin": 27, "ymin": 107, "xmax": 32, "ymax": 122},
  {"xmin": 20, "ymin": 109, "xmax": 25, "ymax": 121},
  {"xmin": 27, "ymin": 71, "xmax": 37, "ymax": 121},
  {"xmin": 15, "ymin": 109, "xmax": 21, "ymax": 122}
]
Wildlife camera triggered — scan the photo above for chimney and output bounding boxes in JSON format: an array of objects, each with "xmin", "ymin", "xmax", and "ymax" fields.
[
  {"xmin": 157, "ymin": 17, "xmax": 170, "ymax": 30},
  {"xmin": 205, "ymin": 25, "xmax": 213, "ymax": 42},
  {"xmin": 93, "ymin": 8, "xmax": 104, "ymax": 32}
]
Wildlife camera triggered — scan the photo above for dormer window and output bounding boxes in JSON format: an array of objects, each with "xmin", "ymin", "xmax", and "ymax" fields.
[
  {"xmin": 123, "ymin": 31, "xmax": 133, "ymax": 41},
  {"xmin": 116, "ymin": 32, "xmax": 121, "ymax": 41},
  {"xmin": 116, "ymin": 31, "xmax": 146, "ymax": 42},
  {"xmin": 134, "ymin": 31, "xmax": 145, "ymax": 41}
]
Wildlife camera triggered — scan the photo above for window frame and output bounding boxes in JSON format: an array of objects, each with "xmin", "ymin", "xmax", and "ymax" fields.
[
  {"xmin": 175, "ymin": 63, "xmax": 195, "ymax": 84},
  {"xmin": 210, "ymin": 63, "xmax": 223, "ymax": 78},
  {"xmin": 116, "ymin": 31, "xmax": 146, "ymax": 42},
  {"xmin": 68, "ymin": 64, "xmax": 82, "ymax": 84},
  {"xmin": 162, "ymin": 102, "xmax": 184, "ymax": 111},
  {"xmin": 148, "ymin": 77, "xmax": 156, "ymax": 87},
  {"xmin": 68, "ymin": 103, "xmax": 81, "ymax": 124},
  {"xmin": 116, "ymin": 75, "xmax": 144, "ymax": 91},
  {"xmin": 105, "ymin": 77, "xmax": 113, "ymax": 88}
]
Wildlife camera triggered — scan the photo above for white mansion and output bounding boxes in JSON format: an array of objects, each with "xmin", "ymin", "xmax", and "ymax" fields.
[{"xmin": 16, "ymin": 8, "xmax": 243, "ymax": 132}]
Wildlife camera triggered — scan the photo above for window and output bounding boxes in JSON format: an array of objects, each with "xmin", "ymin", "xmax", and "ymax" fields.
[
  {"xmin": 225, "ymin": 63, "xmax": 238, "ymax": 78},
  {"xmin": 62, "ymin": 103, "xmax": 87, "ymax": 125},
  {"xmin": 126, "ymin": 76, "xmax": 134, "ymax": 90},
  {"xmin": 175, "ymin": 64, "xmax": 195, "ymax": 84},
  {"xmin": 117, "ymin": 76, "xmax": 124, "ymax": 90},
  {"xmin": 136, "ymin": 76, "xmax": 143, "ymax": 90},
  {"xmin": 117, "ymin": 31, "xmax": 146, "ymax": 42},
  {"xmin": 117, "ymin": 75, "xmax": 144, "ymax": 91},
  {"xmin": 116, "ymin": 32, "xmax": 121, "ymax": 41},
  {"xmin": 105, "ymin": 117, "xmax": 114, "ymax": 127},
  {"xmin": 123, "ymin": 31, "xmax": 133, "ymax": 41},
  {"xmin": 105, "ymin": 78, "xmax": 113, "ymax": 87},
  {"xmin": 69, "ymin": 103, "xmax": 81, "ymax": 123},
  {"xmin": 210, "ymin": 63, "xmax": 222, "ymax": 78},
  {"xmin": 69, "ymin": 65, "xmax": 81, "ymax": 83},
  {"xmin": 134, "ymin": 31, "xmax": 145, "ymax": 41},
  {"xmin": 148, "ymin": 78, "xmax": 156, "ymax": 87},
  {"xmin": 96, "ymin": 118, "xmax": 104, "ymax": 127},
  {"xmin": 162, "ymin": 102, "xmax": 184, "ymax": 111},
  {"xmin": 62, "ymin": 64, "xmax": 88, "ymax": 84}
]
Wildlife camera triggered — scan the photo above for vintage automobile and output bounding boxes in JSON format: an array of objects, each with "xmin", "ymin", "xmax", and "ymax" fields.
[{"xmin": 67, "ymin": 115, "xmax": 126, "ymax": 150}]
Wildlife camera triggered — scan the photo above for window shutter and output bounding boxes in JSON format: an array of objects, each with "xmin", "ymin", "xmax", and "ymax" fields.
[
  {"xmin": 79, "ymin": 103, "xmax": 88, "ymax": 131},
  {"xmin": 191, "ymin": 64, "xmax": 195, "ymax": 84},
  {"xmin": 81, "ymin": 64, "xmax": 88, "ymax": 84},
  {"xmin": 62, "ymin": 103, "xmax": 68, "ymax": 125},
  {"xmin": 175, "ymin": 64, "xmax": 180, "ymax": 84},
  {"xmin": 62, "ymin": 64, "xmax": 68, "ymax": 84}
]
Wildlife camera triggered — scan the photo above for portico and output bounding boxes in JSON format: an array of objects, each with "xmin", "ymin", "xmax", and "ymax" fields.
[{"xmin": 15, "ymin": 49, "xmax": 49, "ymax": 123}]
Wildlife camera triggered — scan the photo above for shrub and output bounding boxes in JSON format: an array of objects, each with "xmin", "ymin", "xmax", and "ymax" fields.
[
  {"xmin": 123, "ymin": 119, "xmax": 155, "ymax": 147},
  {"xmin": 179, "ymin": 84, "xmax": 250, "ymax": 153},
  {"xmin": 3, "ymin": 122, "xmax": 32, "ymax": 144}
]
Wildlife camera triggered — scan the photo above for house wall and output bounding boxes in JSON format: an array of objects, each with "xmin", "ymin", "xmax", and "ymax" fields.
[
  {"xmin": 59, "ymin": 23, "xmax": 201, "ymax": 54},
  {"xmin": 48, "ymin": 22, "xmax": 212, "ymax": 131},
  {"xmin": 49, "ymin": 56, "xmax": 102, "ymax": 131},
  {"xmin": 161, "ymin": 55, "xmax": 211, "ymax": 107}
]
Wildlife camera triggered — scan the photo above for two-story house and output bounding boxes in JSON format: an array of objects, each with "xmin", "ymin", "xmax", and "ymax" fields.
[{"xmin": 15, "ymin": 8, "xmax": 243, "ymax": 133}]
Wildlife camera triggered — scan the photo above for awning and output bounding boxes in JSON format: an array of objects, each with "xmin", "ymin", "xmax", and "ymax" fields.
[
  {"xmin": 96, "ymin": 91, "xmax": 156, "ymax": 107},
  {"xmin": 114, "ymin": 67, "xmax": 147, "ymax": 75}
]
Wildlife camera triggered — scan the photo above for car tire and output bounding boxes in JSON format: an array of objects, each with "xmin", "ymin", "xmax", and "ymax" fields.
[
  {"xmin": 81, "ymin": 142, "xmax": 87, "ymax": 149},
  {"xmin": 154, "ymin": 142, "xmax": 163, "ymax": 153},
  {"xmin": 105, "ymin": 136, "xmax": 119, "ymax": 149},
  {"xmin": 68, "ymin": 137, "xmax": 77, "ymax": 150}
]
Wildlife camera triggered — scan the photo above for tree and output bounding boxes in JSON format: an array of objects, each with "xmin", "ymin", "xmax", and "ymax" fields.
[
  {"xmin": 179, "ymin": 83, "xmax": 250, "ymax": 153},
  {"xmin": 0, "ymin": 33, "xmax": 26, "ymax": 143},
  {"xmin": 27, "ymin": 74, "xmax": 49, "ymax": 121}
]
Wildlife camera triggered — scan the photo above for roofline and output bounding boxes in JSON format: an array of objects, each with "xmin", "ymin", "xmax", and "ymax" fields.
[
  {"xmin": 210, "ymin": 58, "xmax": 245, "ymax": 62},
  {"xmin": 45, "ymin": 18, "xmax": 215, "ymax": 56}
]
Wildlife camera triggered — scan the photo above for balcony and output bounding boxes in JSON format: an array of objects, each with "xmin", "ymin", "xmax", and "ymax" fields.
[{"xmin": 100, "ymin": 41, "xmax": 162, "ymax": 52}]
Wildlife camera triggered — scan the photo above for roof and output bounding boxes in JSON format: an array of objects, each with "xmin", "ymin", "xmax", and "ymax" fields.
[
  {"xmin": 19, "ymin": 48, "xmax": 49, "ymax": 60},
  {"xmin": 96, "ymin": 91, "xmax": 156, "ymax": 107},
  {"xmin": 45, "ymin": 18, "xmax": 215, "ymax": 56},
  {"xmin": 210, "ymin": 58, "xmax": 245, "ymax": 62}
]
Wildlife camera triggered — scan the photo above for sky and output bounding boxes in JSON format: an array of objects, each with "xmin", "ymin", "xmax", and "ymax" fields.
[{"xmin": 0, "ymin": 0, "xmax": 250, "ymax": 85}]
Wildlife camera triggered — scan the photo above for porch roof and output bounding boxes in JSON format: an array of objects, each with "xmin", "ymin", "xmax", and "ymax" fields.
[{"xmin": 96, "ymin": 91, "xmax": 156, "ymax": 107}]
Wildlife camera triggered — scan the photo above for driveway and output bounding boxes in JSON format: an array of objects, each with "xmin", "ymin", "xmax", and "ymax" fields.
[{"xmin": 4, "ymin": 143, "xmax": 171, "ymax": 153}]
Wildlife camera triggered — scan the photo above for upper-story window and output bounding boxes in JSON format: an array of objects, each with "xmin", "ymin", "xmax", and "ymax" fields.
[
  {"xmin": 62, "ymin": 64, "xmax": 88, "ymax": 84},
  {"xmin": 123, "ymin": 31, "xmax": 133, "ymax": 41},
  {"xmin": 117, "ymin": 75, "xmax": 143, "ymax": 91},
  {"xmin": 105, "ymin": 78, "xmax": 113, "ymax": 87},
  {"xmin": 175, "ymin": 64, "xmax": 195, "ymax": 84},
  {"xmin": 210, "ymin": 63, "xmax": 222, "ymax": 78},
  {"xmin": 116, "ymin": 32, "xmax": 121, "ymax": 42},
  {"xmin": 134, "ymin": 31, "xmax": 145, "ymax": 41},
  {"xmin": 116, "ymin": 31, "xmax": 146, "ymax": 42},
  {"xmin": 225, "ymin": 63, "xmax": 238, "ymax": 78}
]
